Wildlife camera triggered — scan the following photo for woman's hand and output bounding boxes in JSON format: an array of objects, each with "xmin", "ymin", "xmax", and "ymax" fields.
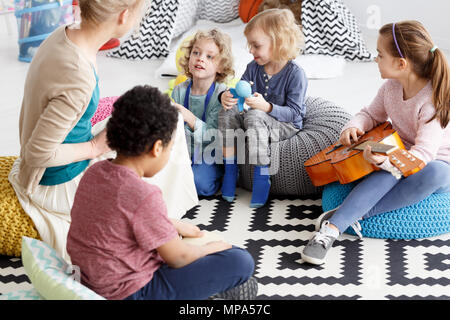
[
  {"xmin": 90, "ymin": 129, "xmax": 111, "ymax": 158},
  {"xmin": 221, "ymin": 90, "xmax": 238, "ymax": 110},
  {"xmin": 363, "ymin": 145, "xmax": 387, "ymax": 166},
  {"xmin": 245, "ymin": 93, "xmax": 272, "ymax": 113},
  {"xmin": 339, "ymin": 127, "xmax": 364, "ymax": 146}
]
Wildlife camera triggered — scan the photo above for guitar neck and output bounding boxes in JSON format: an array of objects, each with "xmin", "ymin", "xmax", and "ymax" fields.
[{"xmin": 352, "ymin": 141, "xmax": 397, "ymax": 154}]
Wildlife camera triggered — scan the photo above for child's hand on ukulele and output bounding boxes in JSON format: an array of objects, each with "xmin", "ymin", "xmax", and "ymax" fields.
[
  {"xmin": 363, "ymin": 145, "xmax": 387, "ymax": 166},
  {"xmin": 221, "ymin": 90, "xmax": 238, "ymax": 110},
  {"xmin": 339, "ymin": 127, "xmax": 364, "ymax": 146}
]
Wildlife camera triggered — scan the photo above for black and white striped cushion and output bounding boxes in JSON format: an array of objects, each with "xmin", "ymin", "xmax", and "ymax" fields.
[
  {"xmin": 198, "ymin": 0, "xmax": 240, "ymax": 23},
  {"xmin": 301, "ymin": 0, "xmax": 373, "ymax": 61},
  {"xmin": 107, "ymin": 0, "xmax": 179, "ymax": 60}
]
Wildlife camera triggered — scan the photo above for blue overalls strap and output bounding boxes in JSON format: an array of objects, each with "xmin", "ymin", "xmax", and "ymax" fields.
[{"xmin": 183, "ymin": 80, "xmax": 216, "ymax": 163}]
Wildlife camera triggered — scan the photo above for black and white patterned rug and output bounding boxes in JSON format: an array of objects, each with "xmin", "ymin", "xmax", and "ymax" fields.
[{"xmin": 1, "ymin": 188, "xmax": 449, "ymax": 300}]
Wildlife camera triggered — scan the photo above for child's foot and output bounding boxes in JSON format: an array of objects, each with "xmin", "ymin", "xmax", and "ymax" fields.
[
  {"xmin": 302, "ymin": 221, "xmax": 338, "ymax": 265},
  {"xmin": 315, "ymin": 207, "xmax": 363, "ymax": 239},
  {"xmin": 221, "ymin": 158, "xmax": 238, "ymax": 202},
  {"xmin": 250, "ymin": 165, "xmax": 271, "ymax": 208},
  {"xmin": 209, "ymin": 277, "xmax": 258, "ymax": 300},
  {"xmin": 315, "ymin": 208, "xmax": 338, "ymax": 231}
]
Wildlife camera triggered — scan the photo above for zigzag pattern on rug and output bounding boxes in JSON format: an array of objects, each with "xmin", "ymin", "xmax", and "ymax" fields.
[{"xmin": 2, "ymin": 190, "xmax": 449, "ymax": 300}]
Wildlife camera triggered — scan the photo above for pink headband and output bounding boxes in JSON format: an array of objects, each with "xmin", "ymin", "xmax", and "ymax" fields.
[{"xmin": 392, "ymin": 23, "xmax": 404, "ymax": 58}]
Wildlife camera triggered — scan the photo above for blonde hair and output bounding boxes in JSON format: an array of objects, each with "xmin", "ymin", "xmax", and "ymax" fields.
[
  {"xmin": 379, "ymin": 21, "xmax": 450, "ymax": 128},
  {"xmin": 178, "ymin": 29, "xmax": 235, "ymax": 83},
  {"xmin": 244, "ymin": 8, "xmax": 304, "ymax": 62},
  {"xmin": 79, "ymin": 0, "xmax": 142, "ymax": 25}
]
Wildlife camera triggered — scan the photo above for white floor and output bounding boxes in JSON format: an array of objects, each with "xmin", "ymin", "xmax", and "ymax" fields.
[{"xmin": 0, "ymin": 20, "xmax": 448, "ymax": 157}]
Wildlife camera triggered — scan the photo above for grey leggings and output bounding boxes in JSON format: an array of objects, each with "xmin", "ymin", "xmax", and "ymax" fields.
[{"xmin": 218, "ymin": 107, "xmax": 299, "ymax": 166}]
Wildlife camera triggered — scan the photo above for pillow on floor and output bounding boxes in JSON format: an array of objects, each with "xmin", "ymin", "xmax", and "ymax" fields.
[
  {"xmin": 0, "ymin": 289, "xmax": 44, "ymax": 300},
  {"xmin": 21, "ymin": 237, "xmax": 105, "ymax": 300}
]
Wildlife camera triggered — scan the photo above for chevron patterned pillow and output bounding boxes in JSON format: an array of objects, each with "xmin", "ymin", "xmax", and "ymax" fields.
[
  {"xmin": 21, "ymin": 237, "xmax": 105, "ymax": 300},
  {"xmin": 0, "ymin": 289, "xmax": 43, "ymax": 300},
  {"xmin": 301, "ymin": 0, "xmax": 374, "ymax": 61},
  {"xmin": 198, "ymin": 0, "xmax": 240, "ymax": 23}
]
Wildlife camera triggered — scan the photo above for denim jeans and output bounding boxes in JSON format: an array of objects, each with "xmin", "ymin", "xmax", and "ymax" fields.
[
  {"xmin": 329, "ymin": 160, "xmax": 450, "ymax": 233},
  {"xmin": 124, "ymin": 246, "xmax": 255, "ymax": 300}
]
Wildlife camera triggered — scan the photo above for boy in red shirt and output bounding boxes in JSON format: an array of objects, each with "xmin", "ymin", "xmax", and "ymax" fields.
[{"xmin": 67, "ymin": 85, "xmax": 257, "ymax": 300}]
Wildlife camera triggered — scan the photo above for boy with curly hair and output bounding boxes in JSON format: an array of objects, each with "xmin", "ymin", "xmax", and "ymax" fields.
[
  {"xmin": 67, "ymin": 85, "xmax": 257, "ymax": 300},
  {"xmin": 172, "ymin": 28, "xmax": 235, "ymax": 196}
]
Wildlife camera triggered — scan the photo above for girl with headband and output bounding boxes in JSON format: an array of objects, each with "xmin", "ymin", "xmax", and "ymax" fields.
[{"xmin": 302, "ymin": 20, "xmax": 450, "ymax": 265}]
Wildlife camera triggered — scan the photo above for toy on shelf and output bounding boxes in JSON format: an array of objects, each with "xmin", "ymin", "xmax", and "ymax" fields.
[
  {"xmin": 229, "ymin": 80, "xmax": 253, "ymax": 113},
  {"xmin": 14, "ymin": 0, "xmax": 74, "ymax": 62}
]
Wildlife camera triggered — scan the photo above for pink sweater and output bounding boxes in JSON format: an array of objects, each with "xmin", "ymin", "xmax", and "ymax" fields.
[{"xmin": 342, "ymin": 80, "xmax": 450, "ymax": 165}]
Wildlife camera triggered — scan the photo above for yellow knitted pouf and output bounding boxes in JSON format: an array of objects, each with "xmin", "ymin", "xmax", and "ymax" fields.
[{"xmin": 0, "ymin": 156, "xmax": 40, "ymax": 257}]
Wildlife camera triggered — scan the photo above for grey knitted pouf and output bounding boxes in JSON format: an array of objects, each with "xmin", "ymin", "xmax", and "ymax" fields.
[{"xmin": 238, "ymin": 96, "xmax": 352, "ymax": 196}]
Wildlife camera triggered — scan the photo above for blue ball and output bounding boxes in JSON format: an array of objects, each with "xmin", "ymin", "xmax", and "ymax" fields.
[{"xmin": 235, "ymin": 81, "xmax": 252, "ymax": 98}]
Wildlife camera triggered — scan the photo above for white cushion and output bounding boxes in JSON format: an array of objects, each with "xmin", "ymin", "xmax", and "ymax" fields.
[{"xmin": 21, "ymin": 237, "xmax": 105, "ymax": 300}]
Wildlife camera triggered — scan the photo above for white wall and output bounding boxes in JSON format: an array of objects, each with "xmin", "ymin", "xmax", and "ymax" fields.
[{"xmin": 344, "ymin": 0, "xmax": 450, "ymax": 50}]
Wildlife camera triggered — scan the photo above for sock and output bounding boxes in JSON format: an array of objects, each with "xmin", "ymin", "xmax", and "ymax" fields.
[
  {"xmin": 320, "ymin": 221, "xmax": 339, "ymax": 239},
  {"xmin": 250, "ymin": 165, "xmax": 271, "ymax": 208},
  {"xmin": 221, "ymin": 157, "xmax": 238, "ymax": 202}
]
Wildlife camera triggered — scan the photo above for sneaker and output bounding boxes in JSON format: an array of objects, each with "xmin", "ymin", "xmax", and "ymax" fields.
[
  {"xmin": 209, "ymin": 277, "xmax": 258, "ymax": 300},
  {"xmin": 315, "ymin": 207, "xmax": 364, "ymax": 240},
  {"xmin": 315, "ymin": 208, "xmax": 338, "ymax": 231},
  {"xmin": 302, "ymin": 221, "xmax": 338, "ymax": 265}
]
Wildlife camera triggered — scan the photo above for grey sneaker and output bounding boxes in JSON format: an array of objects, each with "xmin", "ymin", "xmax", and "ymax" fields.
[
  {"xmin": 315, "ymin": 207, "xmax": 364, "ymax": 240},
  {"xmin": 315, "ymin": 208, "xmax": 338, "ymax": 231},
  {"xmin": 302, "ymin": 221, "xmax": 338, "ymax": 265},
  {"xmin": 209, "ymin": 277, "xmax": 258, "ymax": 300}
]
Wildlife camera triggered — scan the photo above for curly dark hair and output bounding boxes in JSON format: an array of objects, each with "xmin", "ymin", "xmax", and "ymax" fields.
[{"xmin": 106, "ymin": 85, "xmax": 178, "ymax": 156}]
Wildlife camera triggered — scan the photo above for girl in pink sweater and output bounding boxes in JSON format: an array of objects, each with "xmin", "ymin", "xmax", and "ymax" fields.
[{"xmin": 302, "ymin": 21, "xmax": 450, "ymax": 265}]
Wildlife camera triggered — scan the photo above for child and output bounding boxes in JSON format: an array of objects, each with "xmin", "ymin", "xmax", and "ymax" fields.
[
  {"xmin": 302, "ymin": 21, "xmax": 450, "ymax": 265},
  {"xmin": 67, "ymin": 85, "xmax": 257, "ymax": 300},
  {"xmin": 219, "ymin": 8, "xmax": 308, "ymax": 208},
  {"xmin": 172, "ymin": 29, "xmax": 234, "ymax": 196}
]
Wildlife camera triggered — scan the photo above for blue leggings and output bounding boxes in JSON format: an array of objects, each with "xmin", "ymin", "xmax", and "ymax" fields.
[
  {"xmin": 124, "ymin": 246, "xmax": 254, "ymax": 300},
  {"xmin": 329, "ymin": 160, "xmax": 450, "ymax": 233}
]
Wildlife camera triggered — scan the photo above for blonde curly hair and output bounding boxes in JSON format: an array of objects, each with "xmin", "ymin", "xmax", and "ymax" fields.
[
  {"xmin": 244, "ymin": 8, "xmax": 304, "ymax": 62},
  {"xmin": 178, "ymin": 29, "xmax": 235, "ymax": 83}
]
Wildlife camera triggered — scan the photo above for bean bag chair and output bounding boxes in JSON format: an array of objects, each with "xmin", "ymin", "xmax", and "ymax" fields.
[
  {"xmin": 322, "ymin": 181, "xmax": 450, "ymax": 239},
  {"xmin": 238, "ymin": 96, "xmax": 352, "ymax": 196}
]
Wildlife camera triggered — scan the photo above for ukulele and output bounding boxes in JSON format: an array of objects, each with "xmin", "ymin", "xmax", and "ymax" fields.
[{"xmin": 304, "ymin": 122, "xmax": 425, "ymax": 186}]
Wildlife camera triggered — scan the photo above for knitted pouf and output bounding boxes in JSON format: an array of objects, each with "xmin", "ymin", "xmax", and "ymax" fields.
[
  {"xmin": 0, "ymin": 156, "xmax": 40, "ymax": 257},
  {"xmin": 90, "ymin": 96, "xmax": 118, "ymax": 127},
  {"xmin": 322, "ymin": 181, "xmax": 450, "ymax": 239},
  {"xmin": 238, "ymin": 96, "xmax": 352, "ymax": 196}
]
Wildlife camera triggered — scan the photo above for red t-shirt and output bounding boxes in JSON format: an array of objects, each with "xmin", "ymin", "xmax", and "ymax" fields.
[{"xmin": 67, "ymin": 160, "xmax": 178, "ymax": 300}]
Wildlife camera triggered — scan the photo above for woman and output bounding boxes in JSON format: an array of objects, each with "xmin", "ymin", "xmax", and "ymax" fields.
[{"xmin": 9, "ymin": 0, "xmax": 198, "ymax": 261}]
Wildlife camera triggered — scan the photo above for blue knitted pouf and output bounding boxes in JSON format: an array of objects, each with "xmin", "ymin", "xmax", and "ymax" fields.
[{"xmin": 322, "ymin": 182, "xmax": 450, "ymax": 239}]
